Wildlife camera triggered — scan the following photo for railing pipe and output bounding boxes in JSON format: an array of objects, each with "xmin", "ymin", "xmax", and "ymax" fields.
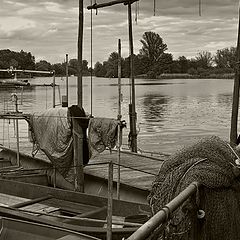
[{"xmin": 127, "ymin": 181, "xmax": 200, "ymax": 240}]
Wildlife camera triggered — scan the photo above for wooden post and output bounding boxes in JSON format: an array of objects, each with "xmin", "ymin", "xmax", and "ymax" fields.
[
  {"xmin": 117, "ymin": 39, "xmax": 122, "ymax": 200},
  {"xmin": 78, "ymin": 0, "xmax": 83, "ymax": 108},
  {"xmin": 230, "ymin": 6, "xmax": 240, "ymax": 144},
  {"xmin": 128, "ymin": 3, "xmax": 137, "ymax": 152},
  {"xmin": 72, "ymin": 118, "xmax": 84, "ymax": 192},
  {"xmin": 66, "ymin": 54, "xmax": 69, "ymax": 107},
  {"xmin": 53, "ymin": 71, "xmax": 56, "ymax": 108},
  {"xmin": 107, "ymin": 161, "xmax": 113, "ymax": 240}
]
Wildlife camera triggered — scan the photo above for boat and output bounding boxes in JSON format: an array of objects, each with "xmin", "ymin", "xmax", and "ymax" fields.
[{"xmin": 0, "ymin": 177, "xmax": 150, "ymax": 240}]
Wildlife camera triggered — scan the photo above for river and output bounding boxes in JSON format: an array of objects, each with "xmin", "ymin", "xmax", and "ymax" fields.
[{"xmin": 0, "ymin": 76, "xmax": 235, "ymax": 155}]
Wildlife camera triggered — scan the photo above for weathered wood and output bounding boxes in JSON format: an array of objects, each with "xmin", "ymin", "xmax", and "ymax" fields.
[
  {"xmin": 66, "ymin": 53, "xmax": 69, "ymax": 106},
  {"xmin": 117, "ymin": 39, "xmax": 122, "ymax": 200},
  {"xmin": 72, "ymin": 118, "xmax": 84, "ymax": 192},
  {"xmin": 77, "ymin": 0, "xmax": 83, "ymax": 107},
  {"xmin": 128, "ymin": 3, "xmax": 137, "ymax": 152},
  {"xmin": 10, "ymin": 195, "xmax": 52, "ymax": 208},
  {"xmin": 53, "ymin": 71, "xmax": 56, "ymax": 108},
  {"xmin": 230, "ymin": 6, "xmax": 240, "ymax": 144},
  {"xmin": 87, "ymin": 0, "xmax": 138, "ymax": 9}
]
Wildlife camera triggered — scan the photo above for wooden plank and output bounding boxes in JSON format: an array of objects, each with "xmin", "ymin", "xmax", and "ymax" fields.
[{"xmin": 10, "ymin": 195, "xmax": 52, "ymax": 208}]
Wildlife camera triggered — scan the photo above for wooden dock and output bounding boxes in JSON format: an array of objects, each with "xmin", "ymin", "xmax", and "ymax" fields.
[{"xmin": 85, "ymin": 150, "xmax": 166, "ymax": 191}]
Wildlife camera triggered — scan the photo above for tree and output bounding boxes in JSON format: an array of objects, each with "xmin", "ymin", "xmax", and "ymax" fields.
[
  {"xmin": 178, "ymin": 56, "xmax": 189, "ymax": 73},
  {"xmin": 35, "ymin": 60, "xmax": 52, "ymax": 71},
  {"xmin": 139, "ymin": 31, "xmax": 168, "ymax": 65},
  {"xmin": 195, "ymin": 51, "xmax": 213, "ymax": 69},
  {"xmin": 94, "ymin": 61, "xmax": 106, "ymax": 77},
  {"xmin": 214, "ymin": 47, "xmax": 236, "ymax": 70}
]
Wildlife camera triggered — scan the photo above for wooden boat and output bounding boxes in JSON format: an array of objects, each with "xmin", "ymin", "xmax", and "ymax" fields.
[
  {"xmin": 0, "ymin": 146, "xmax": 165, "ymax": 204},
  {"xmin": 0, "ymin": 217, "xmax": 100, "ymax": 240},
  {"xmin": 0, "ymin": 177, "xmax": 150, "ymax": 240}
]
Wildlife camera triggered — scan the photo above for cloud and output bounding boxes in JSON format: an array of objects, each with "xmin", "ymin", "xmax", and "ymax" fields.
[{"xmin": 0, "ymin": 0, "xmax": 239, "ymax": 64}]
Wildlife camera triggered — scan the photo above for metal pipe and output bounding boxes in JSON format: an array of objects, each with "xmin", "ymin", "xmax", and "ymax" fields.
[
  {"xmin": 107, "ymin": 161, "xmax": 113, "ymax": 240},
  {"xmin": 127, "ymin": 182, "xmax": 200, "ymax": 240}
]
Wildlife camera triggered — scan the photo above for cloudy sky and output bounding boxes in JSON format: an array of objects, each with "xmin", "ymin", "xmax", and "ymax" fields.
[{"xmin": 0, "ymin": 0, "xmax": 239, "ymax": 65}]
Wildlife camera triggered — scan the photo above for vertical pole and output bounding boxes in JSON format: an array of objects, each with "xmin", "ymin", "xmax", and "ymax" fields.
[
  {"xmin": 73, "ymin": 0, "xmax": 84, "ymax": 193},
  {"xmin": 53, "ymin": 71, "xmax": 56, "ymax": 108},
  {"xmin": 13, "ymin": 94, "xmax": 20, "ymax": 166},
  {"xmin": 107, "ymin": 161, "xmax": 113, "ymax": 240},
  {"xmin": 128, "ymin": 3, "xmax": 137, "ymax": 152},
  {"xmin": 72, "ymin": 118, "xmax": 84, "ymax": 192},
  {"xmin": 117, "ymin": 39, "xmax": 122, "ymax": 200},
  {"xmin": 66, "ymin": 54, "xmax": 69, "ymax": 107},
  {"xmin": 230, "ymin": 5, "xmax": 240, "ymax": 144},
  {"xmin": 78, "ymin": 0, "xmax": 83, "ymax": 108}
]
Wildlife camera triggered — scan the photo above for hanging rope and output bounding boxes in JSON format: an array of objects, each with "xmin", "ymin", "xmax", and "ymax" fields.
[
  {"xmin": 90, "ymin": 0, "xmax": 94, "ymax": 116},
  {"xmin": 153, "ymin": 0, "xmax": 156, "ymax": 16},
  {"xmin": 199, "ymin": 0, "xmax": 201, "ymax": 16}
]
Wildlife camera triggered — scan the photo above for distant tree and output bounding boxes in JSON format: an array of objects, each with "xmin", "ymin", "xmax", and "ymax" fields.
[
  {"xmin": 139, "ymin": 31, "xmax": 168, "ymax": 65},
  {"xmin": 52, "ymin": 63, "xmax": 65, "ymax": 76},
  {"xmin": 214, "ymin": 47, "xmax": 236, "ymax": 70},
  {"xmin": 35, "ymin": 60, "xmax": 52, "ymax": 71},
  {"xmin": 94, "ymin": 61, "xmax": 107, "ymax": 77},
  {"xmin": 178, "ymin": 56, "xmax": 189, "ymax": 73},
  {"xmin": 195, "ymin": 51, "xmax": 213, "ymax": 69}
]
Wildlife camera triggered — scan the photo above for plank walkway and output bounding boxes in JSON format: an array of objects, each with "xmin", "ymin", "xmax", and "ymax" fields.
[{"xmin": 84, "ymin": 150, "xmax": 166, "ymax": 191}]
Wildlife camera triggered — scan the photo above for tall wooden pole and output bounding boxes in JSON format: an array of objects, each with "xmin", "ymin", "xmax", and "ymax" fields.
[
  {"xmin": 66, "ymin": 54, "xmax": 69, "ymax": 106},
  {"xmin": 117, "ymin": 39, "xmax": 122, "ymax": 200},
  {"xmin": 73, "ymin": 0, "xmax": 84, "ymax": 192},
  {"xmin": 78, "ymin": 0, "xmax": 83, "ymax": 107},
  {"xmin": 128, "ymin": 3, "xmax": 137, "ymax": 152},
  {"xmin": 230, "ymin": 5, "xmax": 240, "ymax": 144}
]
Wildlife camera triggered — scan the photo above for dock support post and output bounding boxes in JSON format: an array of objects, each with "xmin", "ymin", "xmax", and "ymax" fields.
[
  {"xmin": 117, "ymin": 39, "xmax": 122, "ymax": 200},
  {"xmin": 128, "ymin": 2, "xmax": 137, "ymax": 153},
  {"xmin": 66, "ymin": 53, "xmax": 69, "ymax": 107},
  {"xmin": 230, "ymin": 6, "xmax": 240, "ymax": 145},
  {"xmin": 53, "ymin": 71, "xmax": 56, "ymax": 108},
  {"xmin": 72, "ymin": 118, "xmax": 84, "ymax": 192},
  {"xmin": 107, "ymin": 161, "xmax": 113, "ymax": 240}
]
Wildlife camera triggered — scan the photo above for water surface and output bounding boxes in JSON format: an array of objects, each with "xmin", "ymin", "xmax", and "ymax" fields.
[{"xmin": 0, "ymin": 77, "xmax": 235, "ymax": 155}]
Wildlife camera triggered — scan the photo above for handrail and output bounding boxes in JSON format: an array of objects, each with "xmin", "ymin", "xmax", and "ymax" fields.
[{"xmin": 127, "ymin": 181, "xmax": 200, "ymax": 240}]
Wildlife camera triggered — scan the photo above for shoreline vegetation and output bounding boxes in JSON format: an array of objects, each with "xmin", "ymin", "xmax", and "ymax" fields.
[{"xmin": 0, "ymin": 31, "xmax": 237, "ymax": 80}]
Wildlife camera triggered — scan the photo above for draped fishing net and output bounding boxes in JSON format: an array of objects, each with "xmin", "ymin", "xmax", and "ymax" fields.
[{"xmin": 148, "ymin": 136, "xmax": 240, "ymax": 240}]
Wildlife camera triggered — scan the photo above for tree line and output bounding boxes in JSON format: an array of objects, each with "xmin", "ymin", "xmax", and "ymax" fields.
[
  {"xmin": 94, "ymin": 31, "xmax": 237, "ymax": 79},
  {"xmin": 0, "ymin": 31, "xmax": 237, "ymax": 79}
]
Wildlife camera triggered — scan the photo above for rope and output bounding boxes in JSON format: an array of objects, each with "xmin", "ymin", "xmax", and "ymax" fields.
[
  {"xmin": 90, "ymin": 0, "xmax": 93, "ymax": 116},
  {"xmin": 199, "ymin": 0, "xmax": 201, "ymax": 16}
]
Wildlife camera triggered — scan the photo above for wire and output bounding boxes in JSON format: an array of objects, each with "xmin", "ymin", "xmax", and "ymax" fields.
[{"xmin": 90, "ymin": 0, "xmax": 93, "ymax": 116}]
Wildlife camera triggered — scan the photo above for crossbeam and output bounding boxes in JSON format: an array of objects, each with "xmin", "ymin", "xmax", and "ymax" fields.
[
  {"xmin": 87, "ymin": 0, "xmax": 138, "ymax": 10},
  {"xmin": 0, "ymin": 69, "xmax": 54, "ymax": 75}
]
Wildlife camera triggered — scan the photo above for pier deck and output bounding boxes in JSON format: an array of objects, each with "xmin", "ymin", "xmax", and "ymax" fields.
[{"xmin": 85, "ymin": 150, "xmax": 166, "ymax": 191}]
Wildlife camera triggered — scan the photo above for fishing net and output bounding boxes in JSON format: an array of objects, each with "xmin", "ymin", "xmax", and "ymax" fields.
[{"xmin": 148, "ymin": 136, "xmax": 240, "ymax": 240}]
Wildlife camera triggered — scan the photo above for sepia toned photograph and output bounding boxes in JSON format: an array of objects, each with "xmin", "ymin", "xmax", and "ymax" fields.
[{"xmin": 0, "ymin": 0, "xmax": 240, "ymax": 239}]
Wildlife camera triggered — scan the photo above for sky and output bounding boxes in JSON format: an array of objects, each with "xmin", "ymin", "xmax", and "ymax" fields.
[{"xmin": 0, "ymin": 0, "xmax": 239, "ymax": 65}]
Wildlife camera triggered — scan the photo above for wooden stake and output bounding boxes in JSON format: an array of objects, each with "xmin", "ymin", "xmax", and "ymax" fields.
[
  {"xmin": 117, "ymin": 39, "xmax": 122, "ymax": 200},
  {"xmin": 128, "ymin": 3, "xmax": 137, "ymax": 153},
  {"xmin": 230, "ymin": 6, "xmax": 240, "ymax": 144},
  {"xmin": 53, "ymin": 71, "xmax": 56, "ymax": 108},
  {"xmin": 66, "ymin": 54, "xmax": 69, "ymax": 107},
  {"xmin": 78, "ymin": 0, "xmax": 83, "ymax": 108}
]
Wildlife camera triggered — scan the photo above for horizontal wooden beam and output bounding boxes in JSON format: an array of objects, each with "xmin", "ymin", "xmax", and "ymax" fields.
[
  {"xmin": 87, "ymin": 0, "xmax": 138, "ymax": 10},
  {"xmin": 0, "ymin": 69, "xmax": 54, "ymax": 75}
]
